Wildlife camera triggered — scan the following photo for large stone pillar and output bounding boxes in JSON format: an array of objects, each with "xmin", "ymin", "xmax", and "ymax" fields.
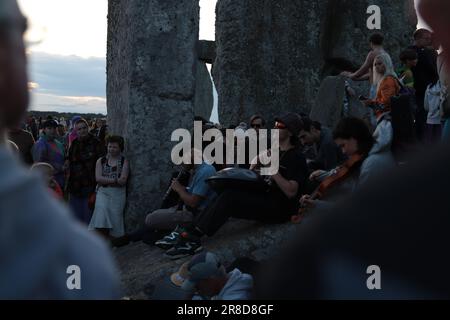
[
  {"xmin": 107, "ymin": 0, "xmax": 199, "ymax": 231},
  {"xmin": 213, "ymin": 0, "xmax": 416, "ymax": 127}
]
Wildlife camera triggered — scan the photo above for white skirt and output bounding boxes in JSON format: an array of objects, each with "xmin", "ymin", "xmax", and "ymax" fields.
[{"xmin": 89, "ymin": 186, "xmax": 126, "ymax": 237}]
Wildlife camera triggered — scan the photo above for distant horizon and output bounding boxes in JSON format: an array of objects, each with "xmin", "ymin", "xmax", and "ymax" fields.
[{"xmin": 28, "ymin": 110, "xmax": 106, "ymax": 117}]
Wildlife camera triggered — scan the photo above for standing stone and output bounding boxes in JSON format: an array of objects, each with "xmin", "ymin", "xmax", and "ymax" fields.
[
  {"xmin": 213, "ymin": 0, "xmax": 416, "ymax": 127},
  {"xmin": 310, "ymin": 76, "xmax": 371, "ymax": 130},
  {"xmin": 310, "ymin": 76, "xmax": 346, "ymax": 129},
  {"xmin": 194, "ymin": 62, "xmax": 214, "ymax": 121},
  {"xmin": 107, "ymin": 0, "xmax": 199, "ymax": 231}
]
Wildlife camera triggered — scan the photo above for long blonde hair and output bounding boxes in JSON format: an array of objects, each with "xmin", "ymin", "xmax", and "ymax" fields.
[{"xmin": 373, "ymin": 52, "xmax": 399, "ymax": 91}]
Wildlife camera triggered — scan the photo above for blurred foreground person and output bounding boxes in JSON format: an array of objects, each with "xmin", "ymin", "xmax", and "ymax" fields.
[
  {"xmin": 0, "ymin": 0, "xmax": 120, "ymax": 299},
  {"xmin": 256, "ymin": 0, "xmax": 450, "ymax": 299}
]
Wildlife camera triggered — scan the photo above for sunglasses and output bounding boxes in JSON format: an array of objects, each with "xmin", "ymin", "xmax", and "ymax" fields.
[
  {"xmin": 251, "ymin": 123, "xmax": 262, "ymax": 129},
  {"xmin": 274, "ymin": 122, "xmax": 287, "ymax": 129}
]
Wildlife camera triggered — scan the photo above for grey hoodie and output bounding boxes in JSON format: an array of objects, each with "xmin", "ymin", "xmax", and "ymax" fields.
[
  {"xmin": 193, "ymin": 268, "xmax": 254, "ymax": 300},
  {"xmin": 214, "ymin": 269, "xmax": 254, "ymax": 300}
]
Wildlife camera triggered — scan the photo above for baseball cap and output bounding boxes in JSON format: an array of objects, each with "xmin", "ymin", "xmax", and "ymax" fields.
[
  {"xmin": 181, "ymin": 252, "xmax": 227, "ymax": 292},
  {"xmin": 274, "ymin": 112, "xmax": 302, "ymax": 137}
]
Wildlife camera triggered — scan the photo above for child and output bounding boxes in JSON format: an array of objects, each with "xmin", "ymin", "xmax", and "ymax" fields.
[
  {"xmin": 31, "ymin": 162, "xmax": 64, "ymax": 200},
  {"xmin": 397, "ymin": 49, "xmax": 418, "ymax": 88}
]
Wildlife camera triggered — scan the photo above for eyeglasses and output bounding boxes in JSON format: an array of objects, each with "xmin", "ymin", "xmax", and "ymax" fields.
[{"xmin": 274, "ymin": 122, "xmax": 286, "ymax": 129}]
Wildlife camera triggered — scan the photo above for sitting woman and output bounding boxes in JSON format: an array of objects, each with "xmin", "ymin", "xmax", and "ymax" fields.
[
  {"xmin": 297, "ymin": 117, "xmax": 395, "ymax": 216},
  {"xmin": 89, "ymin": 135, "xmax": 129, "ymax": 241},
  {"xmin": 363, "ymin": 52, "xmax": 401, "ymax": 120}
]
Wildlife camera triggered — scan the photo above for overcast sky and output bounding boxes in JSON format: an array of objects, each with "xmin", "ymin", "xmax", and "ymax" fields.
[
  {"xmin": 18, "ymin": 0, "xmax": 217, "ymax": 115},
  {"xmin": 19, "ymin": 0, "xmax": 424, "ymax": 117}
]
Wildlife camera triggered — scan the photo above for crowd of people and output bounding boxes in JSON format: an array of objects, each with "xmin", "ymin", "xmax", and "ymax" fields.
[
  {"xmin": 1, "ymin": 0, "xmax": 450, "ymax": 300},
  {"xmin": 6, "ymin": 114, "xmax": 130, "ymax": 244}
]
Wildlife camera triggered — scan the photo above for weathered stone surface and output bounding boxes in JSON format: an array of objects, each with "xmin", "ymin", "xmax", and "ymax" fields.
[
  {"xmin": 213, "ymin": 0, "xmax": 416, "ymax": 127},
  {"xmin": 194, "ymin": 62, "xmax": 214, "ymax": 120},
  {"xmin": 114, "ymin": 220, "xmax": 300, "ymax": 298},
  {"xmin": 310, "ymin": 76, "xmax": 371, "ymax": 130},
  {"xmin": 197, "ymin": 40, "xmax": 216, "ymax": 64},
  {"xmin": 107, "ymin": 0, "xmax": 199, "ymax": 231},
  {"xmin": 310, "ymin": 76, "xmax": 346, "ymax": 129}
]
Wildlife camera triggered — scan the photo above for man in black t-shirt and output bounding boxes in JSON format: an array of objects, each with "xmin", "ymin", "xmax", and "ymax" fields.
[{"xmin": 159, "ymin": 113, "xmax": 308, "ymax": 259}]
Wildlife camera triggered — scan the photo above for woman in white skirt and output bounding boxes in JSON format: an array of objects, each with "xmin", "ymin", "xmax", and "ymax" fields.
[{"xmin": 89, "ymin": 135, "xmax": 129, "ymax": 240}]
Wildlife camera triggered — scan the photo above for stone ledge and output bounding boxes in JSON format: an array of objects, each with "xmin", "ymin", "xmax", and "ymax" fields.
[{"xmin": 114, "ymin": 219, "xmax": 300, "ymax": 298}]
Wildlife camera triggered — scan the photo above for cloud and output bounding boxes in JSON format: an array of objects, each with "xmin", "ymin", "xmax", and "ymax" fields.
[
  {"xmin": 29, "ymin": 93, "xmax": 106, "ymax": 115},
  {"xmin": 27, "ymin": 51, "xmax": 106, "ymax": 114},
  {"xmin": 28, "ymin": 51, "xmax": 106, "ymax": 98}
]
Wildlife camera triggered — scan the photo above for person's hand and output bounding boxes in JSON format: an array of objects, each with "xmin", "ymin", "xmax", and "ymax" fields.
[
  {"xmin": 340, "ymin": 71, "xmax": 352, "ymax": 78},
  {"xmin": 250, "ymin": 149, "xmax": 271, "ymax": 171},
  {"xmin": 117, "ymin": 176, "xmax": 127, "ymax": 186},
  {"xmin": 171, "ymin": 179, "xmax": 184, "ymax": 193},
  {"xmin": 258, "ymin": 149, "xmax": 272, "ymax": 168},
  {"xmin": 309, "ymin": 170, "xmax": 326, "ymax": 181},
  {"xmin": 299, "ymin": 195, "xmax": 316, "ymax": 208}
]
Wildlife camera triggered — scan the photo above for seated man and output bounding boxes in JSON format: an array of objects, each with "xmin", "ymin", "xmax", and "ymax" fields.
[
  {"xmin": 159, "ymin": 113, "xmax": 308, "ymax": 259},
  {"xmin": 298, "ymin": 117, "xmax": 345, "ymax": 171},
  {"xmin": 298, "ymin": 117, "xmax": 396, "ymax": 214},
  {"xmin": 148, "ymin": 148, "xmax": 217, "ymax": 246}
]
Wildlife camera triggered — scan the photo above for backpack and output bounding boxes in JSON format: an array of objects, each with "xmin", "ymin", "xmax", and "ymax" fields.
[{"xmin": 390, "ymin": 90, "xmax": 416, "ymax": 160}]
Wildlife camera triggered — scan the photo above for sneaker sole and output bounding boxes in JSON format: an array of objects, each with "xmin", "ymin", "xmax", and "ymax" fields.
[
  {"xmin": 154, "ymin": 242, "xmax": 176, "ymax": 250},
  {"xmin": 164, "ymin": 246, "xmax": 203, "ymax": 260}
]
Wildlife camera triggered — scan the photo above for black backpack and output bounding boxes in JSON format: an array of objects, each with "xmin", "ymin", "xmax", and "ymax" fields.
[{"xmin": 390, "ymin": 87, "xmax": 416, "ymax": 161}]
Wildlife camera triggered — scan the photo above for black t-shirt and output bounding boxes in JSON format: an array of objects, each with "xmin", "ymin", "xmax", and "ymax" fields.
[
  {"xmin": 409, "ymin": 45, "xmax": 439, "ymax": 98},
  {"xmin": 309, "ymin": 127, "xmax": 346, "ymax": 171},
  {"xmin": 269, "ymin": 147, "xmax": 308, "ymax": 213}
]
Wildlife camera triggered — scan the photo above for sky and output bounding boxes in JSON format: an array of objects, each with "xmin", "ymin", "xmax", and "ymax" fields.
[
  {"xmin": 18, "ymin": 0, "xmax": 217, "ymax": 116},
  {"xmin": 18, "ymin": 0, "xmax": 424, "ymax": 119}
]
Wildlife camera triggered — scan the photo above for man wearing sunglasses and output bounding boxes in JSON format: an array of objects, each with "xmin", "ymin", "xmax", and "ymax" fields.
[
  {"xmin": 249, "ymin": 114, "xmax": 265, "ymax": 132},
  {"xmin": 162, "ymin": 113, "xmax": 308, "ymax": 259}
]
